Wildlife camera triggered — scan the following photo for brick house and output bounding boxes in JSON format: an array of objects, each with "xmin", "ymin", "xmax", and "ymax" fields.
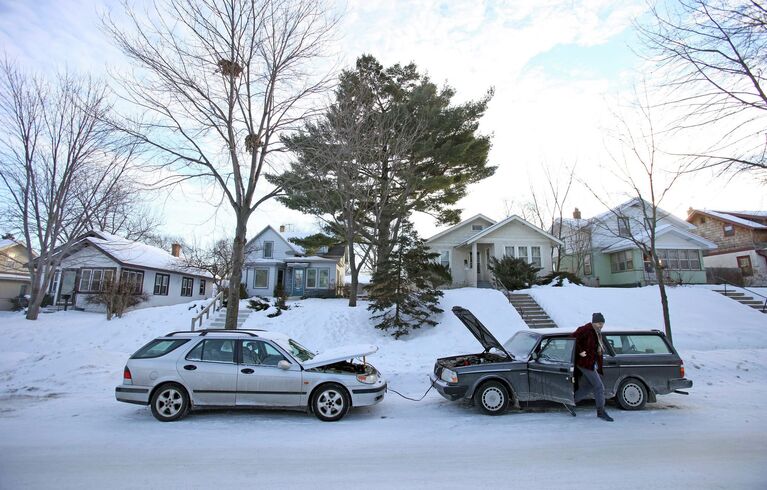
[{"xmin": 687, "ymin": 210, "xmax": 767, "ymax": 286}]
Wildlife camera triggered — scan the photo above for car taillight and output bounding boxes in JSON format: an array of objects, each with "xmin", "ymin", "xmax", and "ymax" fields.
[
  {"xmin": 123, "ymin": 366, "xmax": 133, "ymax": 384},
  {"xmin": 680, "ymin": 363, "xmax": 685, "ymax": 378}
]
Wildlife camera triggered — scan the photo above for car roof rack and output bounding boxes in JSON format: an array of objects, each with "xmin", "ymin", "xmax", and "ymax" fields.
[{"xmin": 164, "ymin": 329, "xmax": 261, "ymax": 337}]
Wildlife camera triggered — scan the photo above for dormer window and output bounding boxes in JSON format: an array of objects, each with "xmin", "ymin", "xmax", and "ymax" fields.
[
  {"xmin": 263, "ymin": 241, "xmax": 274, "ymax": 258},
  {"xmin": 471, "ymin": 224, "xmax": 484, "ymax": 231}
]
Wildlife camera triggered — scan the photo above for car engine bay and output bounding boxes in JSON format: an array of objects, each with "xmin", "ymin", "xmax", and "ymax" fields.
[{"xmin": 438, "ymin": 352, "xmax": 508, "ymax": 368}]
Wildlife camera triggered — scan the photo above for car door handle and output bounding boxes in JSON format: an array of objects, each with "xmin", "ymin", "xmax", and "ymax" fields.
[
  {"xmin": 183, "ymin": 365, "xmax": 197, "ymax": 371},
  {"xmin": 241, "ymin": 368, "xmax": 254, "ymax": 374}
]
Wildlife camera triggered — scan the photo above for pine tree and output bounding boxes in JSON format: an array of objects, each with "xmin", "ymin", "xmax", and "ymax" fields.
[{"xmin": 368, "ymin": 223, "xmax": 450, "ymax": 338}]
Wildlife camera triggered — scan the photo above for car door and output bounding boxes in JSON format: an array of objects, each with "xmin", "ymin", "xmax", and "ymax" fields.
[
  {"xmin": 236, "ymin": 340, "xmax": 303, "ymax": 407},
  {"xmin": 600, "ymin": 334, "xmax": 621, "ymax": 397},
  {"xmin": 528, "ymin": 337, "xmax": 575, "ymax": 404},
  {"xmin": 176, "ymin": 339, "xmax": 238, "ymax": 406},
  {"xmin": 603, "ymin": 333, "xmax": 679, "ymax": 393}
]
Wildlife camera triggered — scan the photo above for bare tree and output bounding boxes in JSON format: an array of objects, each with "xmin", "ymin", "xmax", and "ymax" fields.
[
  {"xmin": 76, "ymin": 184, "xmax": 162, "ymax": 242},
  {"xmin": 183, "ymin": 238, "xmax": 234, "ymax": 289},
  {"xmin": 638, "ymin": 0, "xmax": 767, "ymax": 178},
  {"xmin": 105, "ymin": 0, "xmax": 337, "ymax": 328},
  {"xmin": 0, "ymin": 60, "xmax": 139, "ymax": 320},
  {"xmin": 526, "ymin": 164, "xmax": 577, "ymax": 270}
]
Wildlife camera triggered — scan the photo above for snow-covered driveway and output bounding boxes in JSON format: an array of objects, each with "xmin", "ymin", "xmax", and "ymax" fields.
[{"xmin": 1, "ymin": 287, "xmax": 766, "ymax": 489}]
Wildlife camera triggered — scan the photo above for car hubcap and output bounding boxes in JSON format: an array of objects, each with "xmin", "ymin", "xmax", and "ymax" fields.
[
  {"xmin": 623, "ymin": 384, "xmax": 643, "ymax": 407},
  {"xmin": 482, "ymin": 387, "xmax": 504, "ymax": 411},
  {"xmin": 317, "ymin": 389, "xmax": 343, "ymax": 417},
  {"xmin": 156, "ymin": 388, "xmax": 183, "ymax": 417}
]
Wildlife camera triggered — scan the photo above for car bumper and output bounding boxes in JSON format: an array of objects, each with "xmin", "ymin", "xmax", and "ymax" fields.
[
  {"xmin": 350, "ymin": 381, "xmax": 387, "ymax": 407},
  {"xmin": 115, "ymin": 385, "xmax": 150, "ymax": 405},
  {"xmin": 430, "ymin": 374, "xmax": 469, "ymax": 401},
  {"xmin": 669, "ymin": 378, "xmax": 693, "ymax": 391}
]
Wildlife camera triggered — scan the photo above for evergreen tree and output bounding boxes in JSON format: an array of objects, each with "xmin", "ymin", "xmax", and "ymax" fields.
[
  {"xmin": 488, "ymin": 256, "xmax": 542, "ymax": 291},
  {"xmin": 367, "ymin": 223, "xmax": 449, "ymax": 338}
]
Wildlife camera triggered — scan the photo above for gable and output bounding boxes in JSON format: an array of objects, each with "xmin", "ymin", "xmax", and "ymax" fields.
[
  {"xmin": 426, "ymin": 215, "xmax": 496, "ymax": 246},
  {"xmin": 245, "ymin": 226, "xmax": 300, "ymax": 260}
]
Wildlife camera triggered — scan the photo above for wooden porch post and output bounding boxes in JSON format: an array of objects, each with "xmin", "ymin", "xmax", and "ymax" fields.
[{"xmin": 471, "ymin": 242, "xmax": 478, "ymax": 287}]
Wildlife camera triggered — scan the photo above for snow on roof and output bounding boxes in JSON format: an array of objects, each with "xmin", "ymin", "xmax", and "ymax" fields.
[
  {"xmin": 425, "ymin": 213, "xmax": 497, "ymax": 243},
  {"xmin": 459, "ymin": 215, "xmax": 564, "ymax": 246},
  {"xmin": 702, "ymin": 210, "xmax": 767, "ymax": 229},
  {"xmin": 0, "ymin": 239, "xmax": 15, "ymax": 251},
  {"xmin": 600, "ymin": 223, "xmax": 717, "ymax": 253},
  {"xmin": 84, "ymin": 231, "xmax": 212, "ymax": 278}
]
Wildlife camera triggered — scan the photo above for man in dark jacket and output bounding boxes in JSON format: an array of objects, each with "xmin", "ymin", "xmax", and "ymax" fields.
[{"xmin": 565, "ymin": 312, "xmax": 614, "ymax": 422}]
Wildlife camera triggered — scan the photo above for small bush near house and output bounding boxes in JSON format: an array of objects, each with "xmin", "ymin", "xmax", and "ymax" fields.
[
  {"xmin": 86, "ymin": 280, "xmax": 148, "ymax": 320},
  {"xmin": 247, "ymin": 298, "xmax": 269, "ymax": 311},
  {"xmin": 273, "ymin": 284, "xmax": 288, "ymax": 310},
  {"xmin": 488, "ymin": 256, "xmax": 542, "ymax": 291},
  {"xmin": 239, "ymin": 283, "xmax": 248, "ymax": 299},
  {"xmin": 536, "ymin": 271, "xmax": 583, "ymax": 287},
  {"xmin": 10, "ymin": 295, "xmax": 28, "ymax": 311}
]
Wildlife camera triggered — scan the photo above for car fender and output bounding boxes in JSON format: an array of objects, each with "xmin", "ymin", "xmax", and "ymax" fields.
[
  {"xmin": 467, "ymin": 374, "xmax": 519, "ymax": 408},
  {"xmin": 149, "ymin": 377, "xmax": 196, "ymax": 406},
  {"xmin": 612, "ymin": 374, "xmax": 657, "ymax": 403}
]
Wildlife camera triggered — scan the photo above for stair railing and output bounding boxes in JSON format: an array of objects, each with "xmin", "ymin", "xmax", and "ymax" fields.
[
  {"xmin": 716, "ymin": 277, "xmax": 767, "ymax": 313},
  {"xmin": 191, "ymin": 290, "xmax": 225, "ymax": 331}
]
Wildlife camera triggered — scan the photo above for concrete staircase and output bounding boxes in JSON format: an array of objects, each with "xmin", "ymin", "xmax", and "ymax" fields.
[
  {"xmin": 477, "ymin": 280, "xmax": 494, "ymax": 289},
  {"xmin": 508, "ymin": 293, "xmax": 558, "ymax": 329},
  {"xmin": 712, "ymin": 289, "xmax": 767, "ymax": 314},
  {"xmin": 206, "ymin": 307, "xmax": 253, "ymax": 329}
]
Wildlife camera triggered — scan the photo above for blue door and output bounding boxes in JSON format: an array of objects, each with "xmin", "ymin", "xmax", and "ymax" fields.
[{"xmin": 293, "ymin": 269, "xmax": 304, "ymax": 296}]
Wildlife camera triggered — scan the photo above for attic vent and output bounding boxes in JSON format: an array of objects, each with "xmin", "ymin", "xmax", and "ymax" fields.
[{"xmin": 472, "ymin": 224, "xmax": 484, "ymax": 231}]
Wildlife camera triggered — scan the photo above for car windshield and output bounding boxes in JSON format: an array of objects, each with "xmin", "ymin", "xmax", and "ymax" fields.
[
  {"xmin": 286, "ymin": 339, "xmax": 315, "ymax": 362},
  {"xmin": 503, "ymin": 331, "xmax": 539, "ymax": 359}
]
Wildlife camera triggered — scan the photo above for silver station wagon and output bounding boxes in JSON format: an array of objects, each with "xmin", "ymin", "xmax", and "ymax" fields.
[
  {"xmin": 432, "ymin": 307, "xmax": 693, "ymax": 415},
  {"xmin": 116, "ymin": 329, "xmax": 387, "ymax": 422}
]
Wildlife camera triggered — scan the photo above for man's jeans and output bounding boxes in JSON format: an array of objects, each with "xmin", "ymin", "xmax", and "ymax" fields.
[{"xmin": 574, "ymin": 366, "xmax": 605, "ymax": 412}]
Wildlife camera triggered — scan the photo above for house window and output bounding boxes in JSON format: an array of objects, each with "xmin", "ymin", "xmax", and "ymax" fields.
[
  {"xmin": 618, "ymin": 217, "xmax": 631, "ymax": 237},
  {"xmin": 690, "ymin": 250, "xmax": 701, "ymax": 270},
  {"xmin": 180, "ymin": 277, "xmax": 194, "ymax": 297},
  {"xmin": 199, "ymin": 279, "xmax": 206, "ymax": 295},
  {"xmin": 439, "ymin": 251, "xmax": 450, "ymax": 268},
  {"xmin": 306, "ymin": 268, "xmax": 317, "ymax": 288},
  {"xmin": 121, "ymin": 269, "xmax": 144, "ymax": 294},
  {"xmin": 644, "ymin": 217, "xmax": 654, "ymax": 232},
  {"xmin": 610, "ymin": 251, "xmax": 634, "ymax": 273},
  {"xmin": 504, "ymin": 246, "xmax": 514, "ymax": 258},
  {"xmin": 531, "ymin": 247, "xmax": 542, "ymax": 267},
  {"xmin": 253, "ymin": 268, "xmax": 269, "ymax": 288},
  {"xmin": 306, "ymin": 269, "xmax": 330, "ymax": 289},
  {"xmin": 584, "ymin": 254, "xmax": 592, "ymax": 275},
  {"xmin": 153, "ymin": 273, "xmax": 170, "ymax": 296},
  {"xmin": 78, "ymin": 268, "xmax": 116, "ymax": 293},
  {"xmin": 471, "ymin": 224, "xmax": 484, "ymax": 231},
  {"xmin": 263, "ymin": 241, "xmax": 274, "ymax": 259},
  {"xmin": 723, "ymin": 224, "xmax": 734, "ymax": 237},
  {"xmin": 656, "ymin": 249, "xmax": 701, "ymax": 270},
  {"xmin": 737, "ymin": 256, "xmax": 753, "ymax": 276},
  {"xmin": 667, "ymin": 249, "xmax": 680, "ymax": 270},
  {"xmin": 518, "ymin": 246, "xmax": 528, "ymax": 263},
  {"xmin": 318, "ymin": 269, "xmax": 329, "ymax": 288}
]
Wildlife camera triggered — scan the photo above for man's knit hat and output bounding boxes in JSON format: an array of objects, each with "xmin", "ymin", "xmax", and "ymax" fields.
[{"xmin": 592, "ymin": 312, "xmax": 605, "ymax": 324}]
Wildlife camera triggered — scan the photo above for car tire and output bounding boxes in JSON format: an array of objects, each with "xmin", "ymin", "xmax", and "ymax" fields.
[
  {"xmin": 312, "ymin": 383, "xmax": 350, "ymax": 422},
  {"xmin": 475, "ymin": 380, "xmax": 509, "ymax": 415},
  {"xmin": 150, "ymin": 383, "xmax": 190, "ymax": 422},
  {"xmin": 616, "ymin": 378, "xmax": 648, "ymax": 411}
]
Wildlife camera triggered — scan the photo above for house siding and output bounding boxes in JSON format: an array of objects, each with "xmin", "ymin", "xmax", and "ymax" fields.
[{"xmin": 689, "ymin": 215, "xmax": 759, "ymax": 251}]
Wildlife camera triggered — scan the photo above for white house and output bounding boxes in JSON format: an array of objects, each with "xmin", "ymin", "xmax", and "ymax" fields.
[
  {"xmin": 425, "ymin": 214, "xmax": 564, "ymax": 288},
  {"xmin": 242, "ymin": 225, "xmax": 346, "ymax": 298},
  {"xmin": 47, "ymin": 231, "xmax": 213, "ymax": 310}
]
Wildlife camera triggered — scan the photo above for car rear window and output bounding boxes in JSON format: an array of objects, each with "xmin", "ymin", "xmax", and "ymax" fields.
[
  {"xmin": 131, "ymin": 339, "xmax": 190, "ymax": 359},
  {"xmin": 605, "ymin": 334, "xmax": 671, "ymax": 355}
]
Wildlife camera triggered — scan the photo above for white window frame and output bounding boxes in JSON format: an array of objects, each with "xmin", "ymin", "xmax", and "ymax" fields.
[
  {"xmin": 531, "ymin": 246, "xmax": 542, "ymax": 267},
  {"xmin": 318, "ymin": 269, "xmax": 329, "ymax": 288},
  {"xmin": 263, "ymin": 241, "xmax": 274, "ymax": 259},
  {"xmin": 584, "ymin": 254, "xmax": 592, "ymax": 275},
  {"xmin": 439, "ymin": 250, "xmax": 450, "ymax": 268},
  {"xmin": 517, "ymin": 246, "xmax": 528, "ymax": 263},
  {"xmin": 180, "ymin": 276, "xmax": 194, "ymax": 297},
  {"xmin": 306, "ymin": 268, "xmax": 317, "ymax": 288},
  {"xmin": 504, "ymin": 246, "xmax": 514, "ymax": 258},
  {"xmin": 471, "ymin": 224, "xmax": 484, "ymax": 231},
  {"xmin": 253, "ymin": 268, "xmax": 269, "ymax": 288}
]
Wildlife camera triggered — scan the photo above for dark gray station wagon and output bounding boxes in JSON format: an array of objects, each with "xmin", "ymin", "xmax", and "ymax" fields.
[{"xmin": 431, "ymin": 307, "xmax": 693, "ymax": 415}]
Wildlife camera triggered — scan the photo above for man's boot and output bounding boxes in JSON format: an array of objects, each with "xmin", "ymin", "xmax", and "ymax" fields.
[{"xmin": 597, "ymin": 410, "xmax": 614, "ymax": 422}]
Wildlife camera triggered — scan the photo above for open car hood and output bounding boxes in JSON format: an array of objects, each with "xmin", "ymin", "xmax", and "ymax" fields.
[
  {"xmin": 451, "ymin": 306, "xmax": 512, "ymax": 358},
  {"xmin": 300, "ymin": 344, "xmax": 379, "ymax": 369}
]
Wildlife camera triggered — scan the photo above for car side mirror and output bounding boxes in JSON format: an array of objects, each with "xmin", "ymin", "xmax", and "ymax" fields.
[{"xmin": 277, "ymin": 360, "xmax": 291, "ymax": 370}]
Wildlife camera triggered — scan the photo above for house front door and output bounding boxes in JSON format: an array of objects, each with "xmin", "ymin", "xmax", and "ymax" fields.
[
  {"xmin": 293, "ymin": 269, "xmax": 304, "ymax": 296},
  {"xmin": 59, "ymin": 269, "xmax": 77, "ymax": 306}
]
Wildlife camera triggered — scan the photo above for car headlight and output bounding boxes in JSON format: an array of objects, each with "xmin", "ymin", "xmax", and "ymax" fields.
[
  {"xmin": 440, "ymin": 368, "xmax": 458, "ymax": 384},
  {"xmin": 356, "ymin": 373, "xmax": 378, "ymax": 384}
]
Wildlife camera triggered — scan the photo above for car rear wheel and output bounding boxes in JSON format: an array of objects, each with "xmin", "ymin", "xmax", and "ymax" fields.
[
  {"xmin": 150, "ymin": 383, "xmax": 190, "ymax": 422},
  {"xmin": 475, "ymin": 381, "xmax": 509, "ymax": 415},
  {"xmin": 312, "ymin": 383, "xmax": 350, "ymax": 422},
  {"xmin": 616, "ymin": 378, "xmax": 647, "ymax": 411}
]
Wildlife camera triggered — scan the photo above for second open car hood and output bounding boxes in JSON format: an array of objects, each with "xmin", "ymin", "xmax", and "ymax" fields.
[
  {"xmin": 451, "ymin": 306, "xmax": 512, "ymax": 358},
  {"xmin": 300, "ymin": 344, "xmax": 379, "ymax": 369}
]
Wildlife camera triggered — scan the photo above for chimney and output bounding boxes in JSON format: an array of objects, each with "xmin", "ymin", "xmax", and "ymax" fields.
[
  {"xmin": 573, "ymin": 207, "xmax": 582, "ymax": 220},
  {"xmin": 279, "ymin": 225, "xmax": 285, "ymax": 233},
  {"xmin": 171, "ymin": 243, "xmax": 181, "ymax": 257}
]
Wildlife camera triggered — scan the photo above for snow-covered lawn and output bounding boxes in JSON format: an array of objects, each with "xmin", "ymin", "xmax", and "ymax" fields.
[{"xmin": 1, "ymin": 287, "xmax": 766, "ymax": 489}]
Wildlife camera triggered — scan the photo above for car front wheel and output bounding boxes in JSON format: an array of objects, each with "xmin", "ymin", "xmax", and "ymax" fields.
[
  {"xmin": 312, "ymin": 383, "xmax": 350, "ymax": 422},
  {"xmin": 150, "ymin": 383, "xmax": 190, "ymax": 422},
  {"xmin": 475, "ymin": 381, "xmax": 509, "ymax": 415},
  {"xmin": 616, "ymin": 378, "xmax": 647, "ymax": 411}
]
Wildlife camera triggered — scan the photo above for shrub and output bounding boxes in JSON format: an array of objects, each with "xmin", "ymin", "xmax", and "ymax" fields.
[
  {"xmin": 536, "ymin": 271, "xmax": 583, "ymax": 287},
  {"xmin": 488, "ymin": 256, "xmax": 542, "ymax": 291},
  {"xmin": 247, "ymin": 298, "xmax": 269, "ymax": 311},
  {"xmin": 239, "ymin": 282, "xmax": 248, "ymax": 299},
  {"xmin": 86, "ymin": 280, "xmax": 148, "ymax": 320}
]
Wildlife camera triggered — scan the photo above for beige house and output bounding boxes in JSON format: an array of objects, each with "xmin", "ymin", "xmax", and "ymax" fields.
[
  {"xmin": 0, "ymin": 237, "xmax": 34, "ymax": 311},
  {"xmin": 425, "ymin": 214, "xmax": 563, "ymax": 288}
]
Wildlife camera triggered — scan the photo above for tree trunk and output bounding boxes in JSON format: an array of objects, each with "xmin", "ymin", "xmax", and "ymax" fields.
[
  {"xmin": 347, "ymin": 240, "xmax": 358, "ymax": 307},
  {"xmin": 655, "ymin": 267, "xmax": 673, "ymax": 344},
  {"xmin": 225, "ymin": 214, "xmax": 248, "ymax": 330},
  {"xmin": 25, "ymin": 281, "xmax": 43, "ymax": 320}
]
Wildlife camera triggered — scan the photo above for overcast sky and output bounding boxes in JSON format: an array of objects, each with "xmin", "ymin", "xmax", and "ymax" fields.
[{"xmin": 1, "ymin": 0, "xmax": 764, "ymax": 245}]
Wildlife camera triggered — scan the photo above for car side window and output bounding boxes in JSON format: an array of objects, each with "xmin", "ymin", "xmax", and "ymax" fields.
[
  {"xmin": 241, "ymin": 340, "xmax": 287, "ymax": 366},
  {"xmin": 537, "ymin": 338, "xmax": 574, "ymax": 363},
  {"xmin": 605, "ymin": 334, "xmax": 671, "ymax": 355},
  {"xmin": 186, "ymin": 339, "xmax": 235, "ymax": 363}
]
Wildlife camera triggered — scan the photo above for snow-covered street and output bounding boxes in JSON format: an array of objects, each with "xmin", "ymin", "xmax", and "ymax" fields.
[{"xmin": 1, "ymin": 286, "xmax": 766, "ymax": 489}]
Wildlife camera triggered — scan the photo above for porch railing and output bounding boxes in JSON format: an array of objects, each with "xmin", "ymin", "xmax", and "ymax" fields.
[{"xmin": 191, "ymin": 290, "xmax": 225, "ymax": 331}]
